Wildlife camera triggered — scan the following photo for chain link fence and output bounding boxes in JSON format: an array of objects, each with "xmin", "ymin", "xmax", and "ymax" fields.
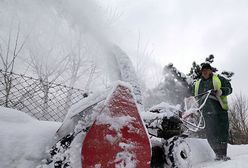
[{"xmin": 0, "ymin": 69, "xmax": 88, "ymax": 122}]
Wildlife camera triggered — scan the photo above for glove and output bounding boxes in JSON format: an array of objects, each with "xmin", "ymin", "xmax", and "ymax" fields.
[{"xmin": 215, "ymin": 89, "xmax": 222, "ymax": 97}]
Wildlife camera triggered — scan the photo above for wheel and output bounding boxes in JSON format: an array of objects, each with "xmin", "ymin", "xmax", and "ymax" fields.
[
  {"xmin": 151, "ymin": 145, "xmax": 166, "ymax": 168},
  {"xmin": 164, "ymin": 136, "xmax": 192, "ymax": 168}
]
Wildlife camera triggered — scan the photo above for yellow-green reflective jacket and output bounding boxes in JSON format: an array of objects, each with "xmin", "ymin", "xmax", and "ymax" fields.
[{"xmin": 194, "ymin": 74, "xmax": 229, "ymax": 110}]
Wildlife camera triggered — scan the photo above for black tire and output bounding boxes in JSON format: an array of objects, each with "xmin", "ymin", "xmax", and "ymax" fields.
[
  {"xmin": 164, "ymin": 136, "xmax": 192, "ymax": 168},
  {"xmin": 151, "ymin": 145, "xmax": 166, "ymax": 168}
]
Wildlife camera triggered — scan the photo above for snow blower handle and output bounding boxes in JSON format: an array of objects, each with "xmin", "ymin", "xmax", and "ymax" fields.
[
  {"xmin": 194, "ymin": 89, "xmax": 213, "ymax": 98},
  {"xmin": 181, "ymin": 89, "xmax": 212, "ymax": 132},
  {"xmin": 197, "ymin": 89, "xmax": 212, "ymax": 111}
]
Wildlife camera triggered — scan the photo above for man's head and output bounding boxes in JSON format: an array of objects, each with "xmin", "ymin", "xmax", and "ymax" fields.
[{"xmin": 201, "ymin": 63, "xmax": 213, "ymax": 79}]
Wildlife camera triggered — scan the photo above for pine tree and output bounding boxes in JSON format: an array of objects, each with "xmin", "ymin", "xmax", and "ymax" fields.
[
  {"xmin": 188, "ymin": 54, "xmax": 234, "ymax": 81},
  {"xmin": 161, "ymin": 63, "xmax": 192, "ymax": 104}
]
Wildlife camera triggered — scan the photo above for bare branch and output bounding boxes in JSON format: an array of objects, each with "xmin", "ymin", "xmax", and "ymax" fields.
[
  {"xmin": 229, "ymin": 93, "xmax": 248, "ymax": 144},
  {"xmin": 5, "ymin": 27, "xmax": 12, "ymax": 70}
]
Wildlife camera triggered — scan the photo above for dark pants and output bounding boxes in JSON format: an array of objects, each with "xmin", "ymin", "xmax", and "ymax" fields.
[{"xmin": 204, "ymin": 112, "xmax": 229, "ymax": 156}]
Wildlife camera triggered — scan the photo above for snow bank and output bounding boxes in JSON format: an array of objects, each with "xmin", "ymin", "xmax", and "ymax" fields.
[
  {"xmin": 188, "ymin": 138, "xmax": 248, "ymax": 168},
  {"xmin": 0, "ymin": 106, "xmax": 61, "ymax": 168},
  {"xmin": 187, "ymin": 138, "xmax": 215, "ymax": 165}
]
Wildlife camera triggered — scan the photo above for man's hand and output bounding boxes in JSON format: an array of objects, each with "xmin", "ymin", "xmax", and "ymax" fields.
[{"xmin": 215, "ymin": 89, "xmax": 222, "ymax": 97}]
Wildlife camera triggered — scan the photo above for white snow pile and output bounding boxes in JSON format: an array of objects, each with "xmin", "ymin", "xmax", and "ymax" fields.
[
  {"xmin": 0, "ymin": 106, "xmax": 61, "ymax": 168},
  {"xmin": 188, "ymin": 138, "xmax": 248, "ymax": 168}
]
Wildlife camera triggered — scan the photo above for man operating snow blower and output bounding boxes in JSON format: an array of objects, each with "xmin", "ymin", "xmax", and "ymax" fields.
[{"xmin": 193, "ymin": 62, "xmax": 232, "ymax": 161}]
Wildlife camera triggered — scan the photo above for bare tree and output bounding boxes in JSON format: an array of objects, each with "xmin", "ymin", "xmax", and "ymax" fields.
[
  {"xmin": 133, "ymin": 32, "xmax": 155, "ymax": 90},
  {"xmin": 63, "ymin": 38, "xmax": 97, "ymax": 112},
  {"xmin": 229, "ymin": 93, "xmax": 248, "ymax": 144},
  {"xmin": 0, "ymin": 24, "xmax": 28, "ymax": 107},
  {"xmin": 26, "ymin": 41, "xmax": 69, "ymax": 116},
  {"xmin": 64, "ymin": 36, "xmax": 95, "ymax": 89}
]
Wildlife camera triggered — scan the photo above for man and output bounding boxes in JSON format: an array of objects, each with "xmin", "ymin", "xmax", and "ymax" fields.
[{"xmin": 194, "ymin": 63, "xmax": 232, "ymax": 161}]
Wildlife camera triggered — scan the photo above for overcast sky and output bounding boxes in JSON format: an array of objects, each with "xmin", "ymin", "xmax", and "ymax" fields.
[
  {"xmin": 1, "ymin": 0, "xmax": 247, "ymax": 96},
  {"xmin": 100, "ymin": 0, "xmax": 248, "ymax": 95}
]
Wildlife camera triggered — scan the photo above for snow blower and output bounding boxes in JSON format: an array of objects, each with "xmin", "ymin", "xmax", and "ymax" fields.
[{"xmin": 38, "ymin": 45, "xmax": 211, "ymax": 168}]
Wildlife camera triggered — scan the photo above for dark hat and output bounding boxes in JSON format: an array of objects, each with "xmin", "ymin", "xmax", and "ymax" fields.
[{"xmin": 201, "ymin": 63, "xmax": 212, "ymax": 71}]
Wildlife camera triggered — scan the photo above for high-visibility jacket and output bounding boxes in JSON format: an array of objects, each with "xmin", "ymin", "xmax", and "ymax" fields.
[{"xmin": 194, "ymin": 74, "xmax": 229, "ymax": 110}]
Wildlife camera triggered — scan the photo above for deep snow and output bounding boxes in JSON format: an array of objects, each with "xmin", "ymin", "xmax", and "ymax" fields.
[
  {"xmin": 1, "ymin": 106, "xmax": 248, "ymax": 168},
  {"xmin": 0, "ymin": 107, "xmax": 61, "ymax": 168}
]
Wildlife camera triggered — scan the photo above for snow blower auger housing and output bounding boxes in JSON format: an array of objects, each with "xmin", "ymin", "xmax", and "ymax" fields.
[{"xmin": 42, "ymin": 82, "xmax": 151, "ymax": 168}]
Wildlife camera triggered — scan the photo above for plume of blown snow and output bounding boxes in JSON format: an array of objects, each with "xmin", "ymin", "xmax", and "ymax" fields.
[
  {"xmin": 50, "ymin": 0, "xmax": 128, "ymax": 83},
  {"xmin": 0, "ymin": 0, "xmax": 142, "ymax": 101}
]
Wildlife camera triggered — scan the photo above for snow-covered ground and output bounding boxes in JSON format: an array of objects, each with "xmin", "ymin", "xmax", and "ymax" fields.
[
  {"xmin": 0, "ymin": 106, "xmax": 248, "ymax": 168},
  {"xmin": 188, "ymin": 138, "xmax": 248, "ymax": 168},
  {"xmin": 0, "ymin": 107, "xmax": 61, "ymax": 168}
]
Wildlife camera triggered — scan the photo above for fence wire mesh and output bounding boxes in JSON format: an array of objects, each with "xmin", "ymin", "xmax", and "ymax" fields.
[{"xmin": 0, "ymin": 69, "xmax": 87, "ymax": 122}]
